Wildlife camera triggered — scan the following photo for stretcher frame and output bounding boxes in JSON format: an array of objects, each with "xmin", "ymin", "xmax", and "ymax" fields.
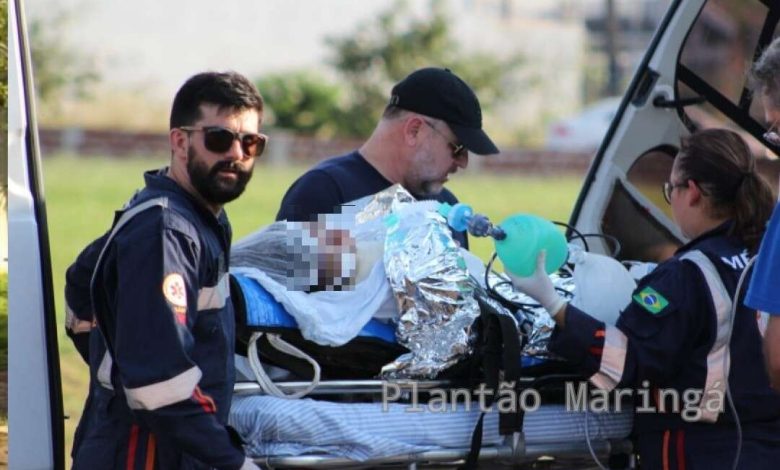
[{"xmin": 234, "ymin": 377, "xmax": 636, "ymax": 469}]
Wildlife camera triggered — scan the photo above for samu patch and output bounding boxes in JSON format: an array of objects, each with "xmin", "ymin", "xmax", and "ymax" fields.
[
  {"xmin": 162, "ymin": 273, "xmax": 187, "ymax": 325},
  {"xmin": 633, "ymin": 286, "xmax": 669, "ymax": 315}
]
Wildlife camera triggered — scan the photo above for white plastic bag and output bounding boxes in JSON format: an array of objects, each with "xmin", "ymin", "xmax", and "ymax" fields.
[{"xmin": 570, "ymin": 249, "xmax": 636, "ymax": 325}]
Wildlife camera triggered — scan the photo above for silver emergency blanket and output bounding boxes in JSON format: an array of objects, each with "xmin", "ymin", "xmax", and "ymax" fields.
[
  {"xmin": 330, "ymin": 184, "xmax": 481, "ymax": 378},
  {"xmin": 489, "ymin": 271, "xmax": 576, "ymax": 359},
  {"xmin": 379, "ymin": 199, "xmax": 481, "ymax": 378},
  {"xmin": 231, "ymin": 184, "xmax": 581, "ymax": 375}
]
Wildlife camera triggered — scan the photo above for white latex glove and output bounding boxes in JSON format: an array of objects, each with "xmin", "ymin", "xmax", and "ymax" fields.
[
  {"xmin": 507, "ymin": 250, "xmax": 566, "ymax": 317},
  {"xmin": 240, "ymin": 457, "xmax": 261, "ymax": 470}
]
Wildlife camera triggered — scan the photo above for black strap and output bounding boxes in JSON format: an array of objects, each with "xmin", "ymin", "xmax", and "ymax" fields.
[
  {"xmin": 459, "ymin": 293, "xmax": 524, "ymax": 467},
  {"xmin": 494, "ymin": 309, "xmax": 522, "ymax": 435},
  {"xmin": 459, "ymin": 412, "xmax": 486, "ymax": 470}
]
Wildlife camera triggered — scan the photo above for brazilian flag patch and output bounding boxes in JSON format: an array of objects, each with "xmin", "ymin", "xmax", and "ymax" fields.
[{"xmin": 633, "ymin": 287, "xmax": 669, "ymax": 314}]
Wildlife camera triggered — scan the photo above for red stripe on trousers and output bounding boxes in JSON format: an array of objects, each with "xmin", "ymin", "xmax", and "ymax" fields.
[
  {"xmin": 676, "ymin": 430, "xmax": 686, "ymax": 470},
  {"xmin": 126, "ymin": 424, "xmax": 140, "ymax": 470},
  {"xmin": 145, "ymin": 433, "xmax": 156, "ymax": 470},
  {"xmin": 662, "ymin": 429, "xmax": 670, "ymax": 470}
]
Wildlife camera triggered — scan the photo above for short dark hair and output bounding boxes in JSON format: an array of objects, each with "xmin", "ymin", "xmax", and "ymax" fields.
[
  {"xmin": 750, "ymin": 37, "xmax": 780, "ymax": 109},
  {"xmin": 169, "ymin": 71, "xmax": 264, "ymax": 129},
  {"xmin": 676, "ymin": 129, "xmax": 775, "ymax": 252},
  {"xmin": 382, "ymin": 104, "xmax": 408, "ymax": 120}
]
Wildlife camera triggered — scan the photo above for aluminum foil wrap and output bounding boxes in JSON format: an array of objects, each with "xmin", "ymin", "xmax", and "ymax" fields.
[
  {"xmin": 488, "ymin": 270, "xmax": 576, "ymax": 359},
  {"xmin": 378, "ymin": 200, "xmax": 480, "ymax": 379},
  {"xmin": 344, "ymin": 184, "xmax": 578, "ymax": 372}
]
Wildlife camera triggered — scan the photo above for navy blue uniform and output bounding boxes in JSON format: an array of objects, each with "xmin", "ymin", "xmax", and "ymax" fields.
[
  {"xmin": 65, "ymin": 231, "xmax": 107, "ymax": 362},
  {"xmin": 71, "ymin": 169, "xmax": 247, "ymax": 470},
  {"xmin": 275, "ymin": 151, "xmax": 469, "ymax": 248},
  {"xmin": 551, "ymin": 222, "xmax": 780, "ymax": 469}
]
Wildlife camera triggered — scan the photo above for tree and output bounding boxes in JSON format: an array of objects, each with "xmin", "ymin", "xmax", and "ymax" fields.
[
  {"xmin": 255, "ymin": 0, "xmax": 521, "ymax": 139},
  {"xmin": 28, "ymin": 6, "xmax": 99, "ymax": 105},
  {"xmin": 326, "ymin": 0, "xmax": 522, "ymax": 137},
  {"xmin": 1, "ymin": 0, "xmax": 9, "ymax": 265},
  {"xmin": 1, "ymin": 0, "xmax": 8, "ymax": 112},
  {"xmin": 255, "ymin": 71, "xmax": 342, "ymax": 137}
]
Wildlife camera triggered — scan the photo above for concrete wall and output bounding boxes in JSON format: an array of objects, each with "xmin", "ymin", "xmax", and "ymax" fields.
[{"xmin": 38, "ymin": 127, "xmax": 595, "ymax": 175}]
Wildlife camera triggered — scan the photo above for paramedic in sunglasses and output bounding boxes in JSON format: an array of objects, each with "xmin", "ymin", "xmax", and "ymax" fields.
[
  {"xmin": 68, "ymin": 71, "xmax": 264, "ymax": 470},
  {"xmin": 745, "ymin": 37, "xmax": 780, "ymax": 390},
  {"xmin": 275, "ymin": 67, "xmax": 500, "ymax": 249},
  {"xmin": 513, "ymin": 129, "xmax": 780, "ymax": 469}
]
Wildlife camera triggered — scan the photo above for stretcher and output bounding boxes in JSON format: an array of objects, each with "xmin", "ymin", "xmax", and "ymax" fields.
[
  {"xmin": 230, "ymin": 378, "xmax": 634, "ymax": 469},
  {"xmin": 229, "ymin": 274, "xmax": 636, "ymax": 469}
]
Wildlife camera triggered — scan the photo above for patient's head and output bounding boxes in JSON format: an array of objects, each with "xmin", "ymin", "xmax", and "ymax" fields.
[
  {"xmin": 286, "ymin": 220, "xmax": 357, "ymax": 291},
  {"xmin": 230, "ymin": 220, "xmax": 357, "ymax": 292}
]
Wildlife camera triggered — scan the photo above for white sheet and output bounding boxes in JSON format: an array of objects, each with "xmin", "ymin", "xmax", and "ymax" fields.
[
  {"xmin": 231, "ymin": 261, "xmax": 396, "ymax": 346},
  {"xmin": 229, "ymin": 395, "xmax": 633, "ymax": 461}
]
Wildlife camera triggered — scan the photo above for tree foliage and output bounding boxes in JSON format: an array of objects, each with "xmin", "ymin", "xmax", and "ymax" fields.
[
  {"xmin": 255, "ymin": 71, "xmax": 342, "ymax": 137},
  {"xmin": 1, "ymin": 0, "xmax": 8, "ymax": 112},
  {"xmin": 256, "ymin": 0, "xmax": 521, "ymax": 138},
  {"xmin": 28, "ymin": 6, "xmax": 99, "ymax": 105},
  {"xmin": 1, "ymin": 0, "xmax": 8, "ymax": 213},
  {"xmin": 325, "ymin": 0, "xmax": 521, "ymax": 137}
]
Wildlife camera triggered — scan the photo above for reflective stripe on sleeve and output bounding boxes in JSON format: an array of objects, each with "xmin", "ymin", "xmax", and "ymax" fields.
[
  {"xmin": 680, "ymin": 250, "xmax": 731, "ymax": 422},
  {"xmin": 97, "ymin": 351, "xmax": 114, "ymax": 390},
  {"xmin": 65, "ymin": 304, "xmax": 94, "ymax": 334},
  {"xmin": 197, "ymin": 274, "xmax": 230, "ymax": 311},
  {"xmin": 124, "ymin": 366, "xmax": 202, "ymax": 410},
  {"xmin": 589, "ymin": 325, "xmax": 628, "ymax": 391}
]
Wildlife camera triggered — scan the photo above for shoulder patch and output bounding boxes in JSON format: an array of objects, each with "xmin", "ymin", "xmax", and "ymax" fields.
[
  {"xmin": 162, "ymin": 273, "xmax": 187, "ymax": 308},
  {"xmin": 633, "ymin": 286, "xmax": 669, "ymax": 315},
  {"xmin": 163, "ymin": 273, "xmax": 187, "ymax": 325}
]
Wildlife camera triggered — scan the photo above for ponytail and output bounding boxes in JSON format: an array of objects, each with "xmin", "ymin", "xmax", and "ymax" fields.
[
  {"xmin": 733, "ymin": 172, "xmax": 775, "ymax": 252},
  {"xmin": 677, "ymin": 129, "xmax": 775, "ymax": 253}
]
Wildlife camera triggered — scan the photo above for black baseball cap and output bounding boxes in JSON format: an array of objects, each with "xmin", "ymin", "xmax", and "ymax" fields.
[{"xmin": 388, "ymin": 67, "xmax": 499, "ymax": 155}]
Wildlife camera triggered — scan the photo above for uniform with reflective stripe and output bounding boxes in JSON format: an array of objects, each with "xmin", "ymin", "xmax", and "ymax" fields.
[
  {"xmin": 71, "ymin": 169, "xmax": 246, "ymax": 470},
  {"xmin": 549, "ymin": 221, "xmax": 780, "ymax": 466}
]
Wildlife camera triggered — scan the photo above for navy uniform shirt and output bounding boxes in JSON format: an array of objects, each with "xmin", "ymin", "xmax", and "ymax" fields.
[
  {"xmin": 72, "ymin": 169, "xmax": 246, "ymax": 470},
  {"xmin": 275, "ymin": 151, "xmax": 469, "ymax": 249},
  {"xmin": 551, "ymin": 221, "xmax": 780, "ymax": 438}
]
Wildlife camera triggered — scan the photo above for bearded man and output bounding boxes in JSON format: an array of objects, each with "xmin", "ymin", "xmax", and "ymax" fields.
[{"xmin": 67, "ymin": 71, "xmax": 265, "ymax": 470}]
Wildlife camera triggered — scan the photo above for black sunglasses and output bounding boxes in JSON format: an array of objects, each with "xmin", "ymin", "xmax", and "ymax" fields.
[
  {"xmin": 422, "ymin": 120, "xmax": 467, "ymax": 159},
  {"xmin": 179, "ymin": 126, "xmax": 267, "ymax": 158}
]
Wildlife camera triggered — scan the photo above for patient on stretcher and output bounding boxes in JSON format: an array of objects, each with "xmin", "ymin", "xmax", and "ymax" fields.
[
  {"xmin": 228, "ymin": 185, "xmax": 638, "ymax": 386},
  {"xmin": 227, "ymin": 187, "xmax": 640, "ymax": 466}
]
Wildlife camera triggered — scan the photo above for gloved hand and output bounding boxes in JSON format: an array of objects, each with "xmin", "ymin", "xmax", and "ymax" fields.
[
  {"xmin": 507, "ymin": 250, "xmax": 567, "ymax": 317},
  {"xmin": 240, "ymin": 457, "xmax": 261, "ymax": 470}
]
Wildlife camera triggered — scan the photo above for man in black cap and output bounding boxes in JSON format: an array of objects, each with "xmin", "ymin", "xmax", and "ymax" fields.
[{"xmin": 275, "ymin": 67, "xmax": 499, "ymax": 249}]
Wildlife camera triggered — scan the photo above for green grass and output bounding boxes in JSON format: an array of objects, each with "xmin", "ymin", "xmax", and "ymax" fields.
[{"xmin": 43, "ymin": 154, "xmax": 583, "ymax": 463}]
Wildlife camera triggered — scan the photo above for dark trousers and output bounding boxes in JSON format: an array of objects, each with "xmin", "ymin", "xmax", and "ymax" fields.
[{"xmin": 637, "ymin": 426, "xmax": 779, "ymax": 470}]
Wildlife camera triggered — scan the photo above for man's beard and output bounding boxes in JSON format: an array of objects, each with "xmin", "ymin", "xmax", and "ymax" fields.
[
  {"xmin": 187, "ymin": 146, "xmax": 253, "ymax": 204},
  {"xmin": 415, "ymin": 179, "xmax": 445, "ymax": 197},
  {"xmin": 408, "ymin": 149, "xmax": 445, "ymax": 197}
]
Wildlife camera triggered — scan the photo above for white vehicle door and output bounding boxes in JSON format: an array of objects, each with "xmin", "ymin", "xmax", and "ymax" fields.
[
  {"xmin": 569, "ymin": 0, "xmax": 779, "ymax": 263},
  {"xmin": 8, "ymin": 0, "xmax": 65, "ymax": 468}
]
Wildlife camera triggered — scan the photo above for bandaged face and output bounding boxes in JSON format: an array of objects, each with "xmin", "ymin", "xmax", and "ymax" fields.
[{"xmin": 285, "ymin": 221, "xmax": 357, "ymax": 291}]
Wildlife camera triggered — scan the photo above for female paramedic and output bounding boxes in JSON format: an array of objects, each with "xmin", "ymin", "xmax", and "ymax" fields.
[{"xmin": 512, "ymin": 129, "xmax": 780, "ymax": 469}]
